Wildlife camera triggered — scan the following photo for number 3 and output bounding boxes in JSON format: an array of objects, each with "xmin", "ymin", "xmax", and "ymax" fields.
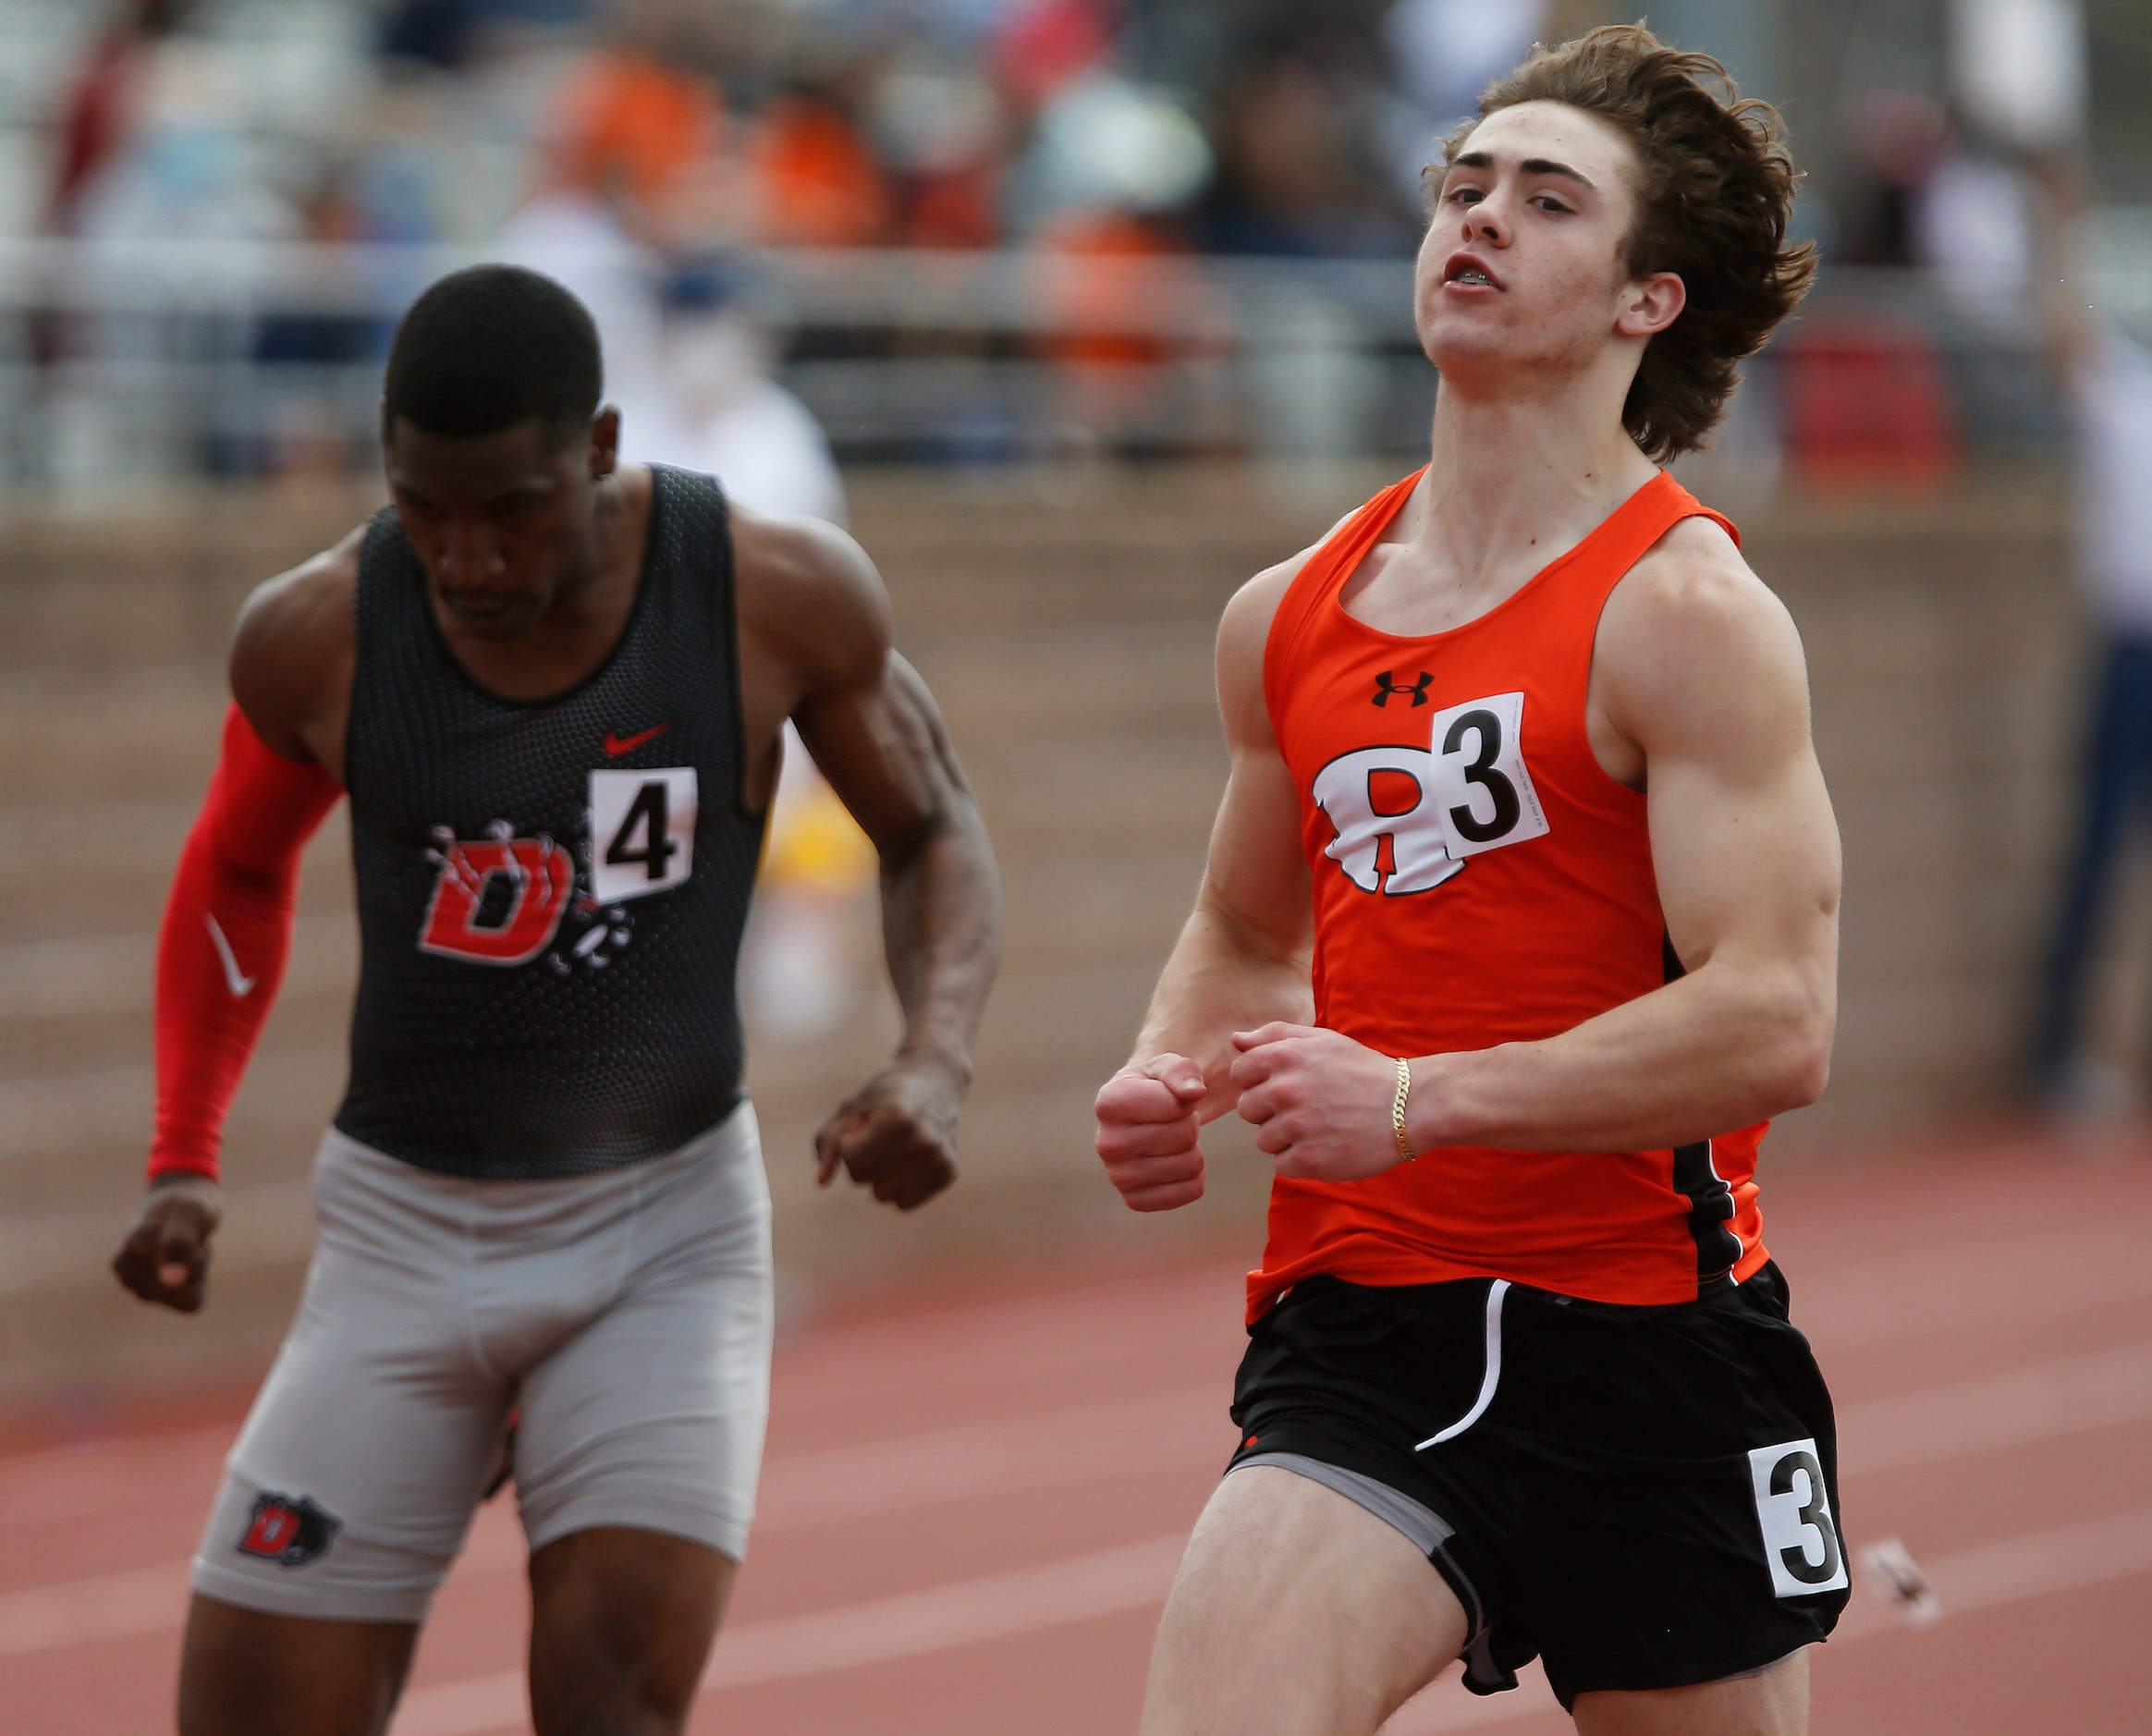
[
  {"xmin": 1748, "ymin": 1438, "xmax": 1850, "ymax": 1597},
  {"xmin": 1425, "ymin": 691, "xmax": 1549, "ymax": 860}
]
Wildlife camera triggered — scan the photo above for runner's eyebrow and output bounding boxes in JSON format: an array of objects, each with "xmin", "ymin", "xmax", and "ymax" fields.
[{"xmin": 1449, "ymin": 151, "xmax": 1597, "ymax": 191}]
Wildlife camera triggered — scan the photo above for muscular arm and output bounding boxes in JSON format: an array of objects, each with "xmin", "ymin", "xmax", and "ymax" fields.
[
  {"xmin": 1406, "ymin": 523, "xmax": 1839, "ymax": 1151},
  {"xmin": 113, "ymin": 538, "xmax": 357, "ymax": 1311},
  {"xmin": 736, "ymin": 512, "xmax": 1000, "ymax": 1209},
  {"xmin": 1229, "ymin": 520, "xmax": 1840, "ymax": 1180},
  {"xmin": 1094, "ymin": 558, "xmax": 1316, "ymax": 1209}
]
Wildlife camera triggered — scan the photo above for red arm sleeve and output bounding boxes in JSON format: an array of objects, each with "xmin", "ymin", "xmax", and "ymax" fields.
[{"xmin": 148, "ymin": 705, "xmax": 342, "ymax": 1181}]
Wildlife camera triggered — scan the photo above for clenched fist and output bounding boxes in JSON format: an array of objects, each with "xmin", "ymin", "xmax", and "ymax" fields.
[
  {"xmin": 112, "ymin": 1174, "xmax": 224, "ymax": 1313},
  {"xmin": 1094, "ymin": 1055, "xmax": 1207, "ymax": 1211},
  {"xmin": 814, "ymin": 1060, "xmax": 963, "ymax": 1211},
  {"xmin": 1229, "ymin": 1023, "xmax": 1409, "ymax": 1182}
]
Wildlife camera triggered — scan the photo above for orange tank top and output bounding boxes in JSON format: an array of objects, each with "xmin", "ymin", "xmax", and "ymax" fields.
[{"xmin": 1252, "ymin": 467, "xmax": 1773, "ymax": 1322}]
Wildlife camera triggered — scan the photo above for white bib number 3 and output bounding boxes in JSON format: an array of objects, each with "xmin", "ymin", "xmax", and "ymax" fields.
[
  {"xmin": 1424, "ymin": 691, "xmax": 1548, "ymax": 860},
  {"xmin": 589, "ymin": 767, "xmax": 698, "ymax": 904},
  {"xmin": 1748, "ymin": 1438, "xmax": 1849, "ymax": 1598}
]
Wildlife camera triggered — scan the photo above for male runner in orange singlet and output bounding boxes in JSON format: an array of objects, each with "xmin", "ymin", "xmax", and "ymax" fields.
[{"xmin": 1094, "ymin": 29, "xmax": 1841, "ymax": 1736}]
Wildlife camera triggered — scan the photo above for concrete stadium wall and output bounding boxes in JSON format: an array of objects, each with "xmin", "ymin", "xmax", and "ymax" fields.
[{"xmin": 0, "ymin": 464, "xmax": 2081, "ymax": 1420}]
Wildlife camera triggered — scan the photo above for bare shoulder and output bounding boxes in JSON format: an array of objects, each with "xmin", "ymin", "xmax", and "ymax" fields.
[
  {"xmin": 1598, "ymin": 512, "xmax": 1811, "ymax": 756},
  {"xmin": 1216, "ymin": 543, "xmax": 1321, "ymax": 744},
  {"xmin": 731, "ymin": 503, "xmax": 892, "ymax": 693},
  {"xmin": 228, "ymin": 524, "xmax": 364, "ymax": 756},
  {"xmin": 1605, "ymin": 514, "xmax": 1803, "ymax": 666}
]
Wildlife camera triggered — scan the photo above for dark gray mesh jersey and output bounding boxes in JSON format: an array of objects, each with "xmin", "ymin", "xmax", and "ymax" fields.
[{"xmin": 335, "ymin": 467, "xmax": 766, "ymax": 1178}]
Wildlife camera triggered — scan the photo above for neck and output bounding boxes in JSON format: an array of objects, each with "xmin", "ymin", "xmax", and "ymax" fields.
[
  {"xmin": 548, "ymin": 471, "xmax": 634, "ymax": 626},
  {"xmin": 1413, "ymin": 348, "xmax": 1660, "ymax": 591}
]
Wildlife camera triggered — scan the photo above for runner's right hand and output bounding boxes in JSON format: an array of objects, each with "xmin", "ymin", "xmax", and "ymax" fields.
[
  {"xmin": 112, "ymin": 1174, "xmax": 223, "ymax": 1313},
  {"xmin": 1094, "ymin": 1057, "xmax": 1207, "ymax": 1212}
]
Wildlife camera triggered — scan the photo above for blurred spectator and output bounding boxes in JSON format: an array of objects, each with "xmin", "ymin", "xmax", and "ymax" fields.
[
  {"xmin": 994, "ymin": 0, "xmax": 1117, "ymax": 108},
  {"xmin": 1835, "ymin": 91, "xmax": 1950, "ymax": 268},
  {"xmin": 630, "ymin": 262, "xmax": 847, "ymax": 525},
  {"xmin": 1194, "ymin": 43, "xmax": 1415, "ymax": 256},
  {"xmin": 868, "ymin": 54, "xmax": 1011, "ymax": 249},
  {"xmin": 2030, "ymin": 324, "xmax": 2152, "ymax": 1108},
  {"xmin": 749, "ymin": 82, "xmax": 893, "ymax": 248},
  {"xmin": 43, "ymin": 0, "xmax": 195, "ymax": 237},
  {"xmin": 1379, "ymin": 0, "xmax": 1545, "ymax": 202},
  {"xmin": 547, "ymin": 27, "xmax": 729, "ymax": 239},
  {"xmin": 378, "ymin": 0, "xmax": 483, "ymax": 76}
]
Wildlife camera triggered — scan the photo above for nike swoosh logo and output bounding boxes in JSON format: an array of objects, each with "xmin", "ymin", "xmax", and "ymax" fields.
[
  {"xmin": 203, "ymin": 912, "xmax": 255, "ymax": 998},
  {"xmin": 603, "ymin": 722, "xmax": 673, "ymax": 757}
]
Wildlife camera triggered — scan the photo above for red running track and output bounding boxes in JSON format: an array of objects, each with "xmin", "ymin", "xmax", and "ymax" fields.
[{"xmin": 6, "ymin": 1131, "xmax": 2152, "ymax": 1733}]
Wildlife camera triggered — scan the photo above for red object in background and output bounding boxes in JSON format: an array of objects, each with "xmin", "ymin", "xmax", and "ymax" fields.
[
  {"xmin": 750, "ymin": 93, "xmax": 892, "ymax": 248},
  {"xmin": 547, "ymin": 48, "xmax": 727, "ymax": 210},
  {"xmin": 47, "ymin": 23, "xmax": 153, "ymax": 232},
  {"xmin": 1035, "ymin": 210, "xmax": 1181, "ymax": 369},
  {"xmin": 1779, "ymin": 319, "xmax": 1963, "ymax": 493},
  {"xmin": 995, "ymin": 0, "xmax": 1116, "ymax": 107},
  {"xmin": 903, "ymin": 164, "xmax": 1003, "ymax": 251}
]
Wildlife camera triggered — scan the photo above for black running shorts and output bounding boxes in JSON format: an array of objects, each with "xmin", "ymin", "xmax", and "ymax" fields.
[{"xmin": 1226, "ymin": 1264, "xmax": 1848, "ymax": 1710}]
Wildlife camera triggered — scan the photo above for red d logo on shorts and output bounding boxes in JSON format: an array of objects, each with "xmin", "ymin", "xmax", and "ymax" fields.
[
  {"xmin": 237, "ymin": 1491, "xmax": 342, "ymax": 1568},
  {"xmin": 418, "ymin": 834, "xmax": 573, "ymax": 966}
]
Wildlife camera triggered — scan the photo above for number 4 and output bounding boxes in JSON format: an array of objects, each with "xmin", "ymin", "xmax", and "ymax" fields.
[
  {"xmin": 605, "ymin": 782, "xmax": 677, "ymax": 882},
  {"xmin": 588, "ymin": 767, "xmax": 698, "ymax": 904}
]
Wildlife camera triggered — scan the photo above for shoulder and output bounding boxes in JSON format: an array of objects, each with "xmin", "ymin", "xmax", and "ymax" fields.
[
  {"xmin": 1603, "ymin": 512, "xmax": 1804, "ymax": 679},
  {"xmin": 1217, "ymin": 542, "xmax": 1326, "ymax": 745},
  {"xmin": 730, "ymin": 502, "xmax": 892, "ymax": 691},
  {"xmin": 228, "ymin": 525, "xmax": 365, "ymax": 752},
  {"xmin": 1597, "ymin": 510, "xmax": 1810, "ymax": 753}
]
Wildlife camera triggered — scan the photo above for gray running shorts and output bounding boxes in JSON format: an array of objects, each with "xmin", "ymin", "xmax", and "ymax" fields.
[{"xmin": 190, "ymin": 1102, "xmax": 773, "ymax": 1624}]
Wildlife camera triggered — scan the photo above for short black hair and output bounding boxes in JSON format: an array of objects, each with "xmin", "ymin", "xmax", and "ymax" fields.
[{"xmin": 381, "ymin": 264, "xmax": 603, "ymax": 446}]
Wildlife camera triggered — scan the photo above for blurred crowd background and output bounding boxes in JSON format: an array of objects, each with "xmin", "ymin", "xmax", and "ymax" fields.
[
  {"xmin": 0, "ymin": 0, "xmax": 2146, "ymax": 489},
  {"xmin": 6, "ymin": 0, "xmax": 2152, "ymax": 1417}
]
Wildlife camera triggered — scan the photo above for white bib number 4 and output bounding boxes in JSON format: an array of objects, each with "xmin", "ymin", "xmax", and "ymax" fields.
[
  {"xmin": 1424, "ymin": 691, "xmax": 1548, "ymax": 861},
  {"xmin": 589, "ymin": 767, "xmax": 698, "ymax": 904}
]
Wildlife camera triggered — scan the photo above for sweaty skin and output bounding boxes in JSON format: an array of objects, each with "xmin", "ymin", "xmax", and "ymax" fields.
[
  {"xmin": 111, "ymin": 407, "xmax": 1000, "ymax": 1736},
  {"xmin": 1098, "ymin": 99, "xmax": 1832, "ymax": 1736}
]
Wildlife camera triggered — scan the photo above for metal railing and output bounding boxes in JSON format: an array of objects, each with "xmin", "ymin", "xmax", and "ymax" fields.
[{"xmin": 0, "ymin": 237, "xmax": 2077, "ymax": 494}]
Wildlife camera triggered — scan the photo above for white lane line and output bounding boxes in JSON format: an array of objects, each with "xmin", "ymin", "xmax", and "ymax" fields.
[
  {"xmin": 402, "ymin": 1498, "xmax": 2152, "ymax": 1736},
  {"xmin": 757, "ymin": 1390, "xmax": 1228, "ymax": 1527},
  {"xmin": 17, "ymin": 1206, "xmax": 2148, "ymax": 1528},
  {"xmin": 1791, "ymin": 1212, "xmax": 2152, "ymax": 1351},
  {"xmin": 1838, "ymin": 1339, "xmax": 2152, "ymax": 1474},
  {"xmin": 391, "ymin": 1534, "xmax": 1188, "ymax": 1736},
  {"xmin": 18, "ymin": 1333, "xmax": 2152, "ymax": 1661}
]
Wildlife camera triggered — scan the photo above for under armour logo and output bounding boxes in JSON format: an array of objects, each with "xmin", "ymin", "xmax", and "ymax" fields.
[{"xmin": 1373, "ymin": 670, "xmax": 1432, "ymax": 708}]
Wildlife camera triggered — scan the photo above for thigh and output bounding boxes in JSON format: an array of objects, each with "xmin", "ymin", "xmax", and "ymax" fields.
[
  {"xmin": 513, "ymin": 1116, "xmax": 774, "ymax": 1559},
  {"xmin": 1141, "ymin": 1466, "xmax": 1469, "ymax": 1736},
  {"xmin": 179, "ymin": 1595, "xmax": 418, "ymax": 1736},
  {"xmin": 191, "ymin": 1137, "xmax": 510, "ymax": 1628},
  {"xmin": 528, "ymin": 1526, "xmax": 737, "ymax": 1736},
  {"xmin": 1571, "ymin": 1648, "xmax": 1808, "ymax": 1736}
]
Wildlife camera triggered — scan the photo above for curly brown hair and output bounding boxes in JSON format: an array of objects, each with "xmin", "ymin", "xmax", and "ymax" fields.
[{"xmin": 1437, "ymin": 24, "xmax": 1816, "ymax": 461}]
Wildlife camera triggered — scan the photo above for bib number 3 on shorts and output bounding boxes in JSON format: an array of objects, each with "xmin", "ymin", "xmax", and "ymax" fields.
[
  {"xmin": 1748, "ymin": 1438, "xmax": 1850, "ymax": 1598},
  {"xmin": 590, "ymin": 768, "xmax": 699, "ymax": 904}
]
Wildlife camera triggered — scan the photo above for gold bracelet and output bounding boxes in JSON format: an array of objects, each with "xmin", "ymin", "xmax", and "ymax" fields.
[{"xmin": 1391, "ymin": 1057, "xmax": 1415, "ymax": 1164}]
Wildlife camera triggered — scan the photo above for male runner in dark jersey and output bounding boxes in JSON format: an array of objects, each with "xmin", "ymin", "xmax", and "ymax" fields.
[
  {"xmin": 1095, "ymin": 29, "xmax": 1840, "ymax": 1736},
  {"xmin": 109, "ymin": 264, "xmax": 999, "ymax": 1736}
]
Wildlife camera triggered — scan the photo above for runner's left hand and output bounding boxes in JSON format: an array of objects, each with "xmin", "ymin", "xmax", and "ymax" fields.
[
  {"xmin": 814, "ymin": 1061, "xmax": 962, "ymax": 1210},
  {"xmin": 1229, "ymin": 1023, "xmax": 1406, "ymax": 1183}
]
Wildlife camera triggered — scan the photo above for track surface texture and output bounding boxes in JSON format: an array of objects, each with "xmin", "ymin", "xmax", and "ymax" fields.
[{"xmin": 6, "ymin": 1130, "xmax": 2149, "ymax": 1733}]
